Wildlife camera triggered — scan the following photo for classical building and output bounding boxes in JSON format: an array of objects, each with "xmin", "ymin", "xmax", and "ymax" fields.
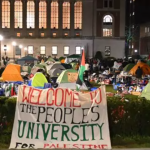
[{"xmin": 0, "ymin": 0, "xmax": 125, "ymax": 60}]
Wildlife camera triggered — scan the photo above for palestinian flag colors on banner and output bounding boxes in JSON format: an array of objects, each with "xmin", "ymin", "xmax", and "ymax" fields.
[{"xmin": 76, "ymin": 50, "xmax": 85, "ymax": 91}]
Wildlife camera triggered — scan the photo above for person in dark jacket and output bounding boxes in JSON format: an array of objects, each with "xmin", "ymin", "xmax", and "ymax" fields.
[{"xmin": 135, "ymin": 66, "xmax": 143, "ymax": 79}]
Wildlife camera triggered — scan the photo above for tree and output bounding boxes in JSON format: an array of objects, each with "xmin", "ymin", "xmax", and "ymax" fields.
[{"xmin": 125, "ymin": 25, "xmax": 138, "ymax": 59}]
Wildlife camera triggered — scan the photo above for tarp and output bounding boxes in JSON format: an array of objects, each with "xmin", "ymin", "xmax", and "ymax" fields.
[
  {"xmin": 2, "ymin": 64, "xmax": 23, "ymax": 82},
  {"xmin": 141, "ymin": 82, "xmax": 150, "ymax": 100},
  {"xmin": 65, "ymin": 54, "xmax": 81, "ymax": 63},
  {"xmin": 18, "ymin": 55, "xmax": 37, "ymax": 61},
  {"xmin": 31, "ymin": 72, "xmax": 48, "ymax": 88},
  {"xmin": 10, "ymin": 85, "xmax": 111, "ymax": 149},
  {"xmin": 123, "ymin": 63, "xmax": 135, "ymax": 72},
  {"xmin": 129, "ymin": 62, "xmax": 150, "ymax": 75}
]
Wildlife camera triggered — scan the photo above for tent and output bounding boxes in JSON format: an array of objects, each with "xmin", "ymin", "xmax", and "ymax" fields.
[
  {"xmin": 46, "ymin": 57, "xmax": 55, "ymax": 63},
  {"xmin": 140, "ymin": 82, "xmax": 150, "ymax": 100},
  {"xmin": 129, "ymin": 62, "xmax": 150, "ymax": 75},
  {"xmin": 31, "ymin": 64, "xmax": 46, "ymax": 74},
  {"xmin": 70, "ymin": 62, "xmax": 78, "ymax": 70},
  {"xmin": 65, "ymin": 54, "xmax": 81, "ymax": 63},
  {"xmin": 30, "ymin": 72, "xmax": 48, "ymax": 88},
  {"xmin": 123, "ymin": 63, "xmax": 135, "ymax": 72},
  {"xmin": 17, "ymin": 55, "xmax": 38, "ymax": 66},
  {"xmin": 57, "ymin": 69, "xmax": 88, "ymax": 90},
  {"xmin": 47, "ymin": 63, "xmax": 65, "ymax": 71},
  {"xmin": 49, "ymin": 68, "xmax": 63, "ymax": 77},
  {"xmin": 1, "ymin": 64, "xmax": 23, "ymax": 82},
  {"xmin": 21, "ymin": 65, "xmax": 31, "ymax": 73}
]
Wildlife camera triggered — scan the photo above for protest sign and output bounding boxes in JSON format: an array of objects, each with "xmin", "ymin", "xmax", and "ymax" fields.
[{"xmin": 9, "ymin": 85, "xmax": 111, "ymax": 149}]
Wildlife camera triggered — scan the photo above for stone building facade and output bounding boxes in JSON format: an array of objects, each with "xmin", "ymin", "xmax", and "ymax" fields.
[{"xmin": 0, "ymin": 0, "xmax": 125, "ymax": 60}]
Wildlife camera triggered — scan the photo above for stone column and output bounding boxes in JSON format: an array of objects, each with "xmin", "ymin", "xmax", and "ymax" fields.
[
  {"xmin": 10, "ymin": 0, "xmax": 14, "ymax": 29},
  {"xmin": 22, "ymin": 0, "xmax": 27, "ymax": 35},
  {"xmin": 0, "ymin": 1, "xmax": 2, "ymax": 29},
  {"xmin": 70, "ymin": 0, "xmax": 75, "ymax": 37},
  {"xmin": 35, "ymin": 0, "xmax": 39, "ymax": 37},
  {"xmin": 58, "ymin": 0, "xmax": 63, "ymax": 37},
  {"xmin": 47, "ymin": 0, "xmax": 51, "ymax": 37}
]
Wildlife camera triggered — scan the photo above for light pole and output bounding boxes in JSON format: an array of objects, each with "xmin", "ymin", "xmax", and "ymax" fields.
[
  {"xmin": 12, "ymin": 41, "xmax": 16, "ymax": 61},
  {"xmin": 0, "ymin": 35, "xmax": 4, "ymax": 64},
  {"xmin": 24, "ymin": 47, "xmax": 27, "ymax": 56}
]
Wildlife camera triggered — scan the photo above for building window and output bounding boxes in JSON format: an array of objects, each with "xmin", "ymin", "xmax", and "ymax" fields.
[
  {"xmin": 14, "ymin": 0, "xmax": 23, "ymax": 28},
  {"xmin": 64, "ymin": 46, "xmax": 69, "ymax": 55},
  {"xmin": 52, "ymin": 46, "xmax": 57, "ymax": 55},
  {"xmin": 27, "ymin": 1, "xmax": 35, "ymax": 28},
  {"xmin": 74, "ymin": 1, "xmax": 82, "ymax": 29},
  {"xmin": 2, "ymin": 0, "xmax": 10, "ymax": 28},
  {"xmin": 63, "ymin": 2, "xmax": 70, "ymax": 29},
  {"xmin": 28, "ymin": 46, "xmax": 33, "ymax": 54},
  {"xmin": 76, "ymin": 46, "xmax": 81, "ymax": 54},
  {"xmin": 41, "ymin": 32, "xmax": 44, "ymax": 37},
  {"xmin": 104, "ymin": 0, "xmax": 113, "ymax": 8},
  {"xmin": 64, "ymin": 32, "xmax": 68, "ymax": 36},
  {"xmin": 17, "ymin": 33, "xmax": 21, "ymax": 37},
  {"xmin": 103, "ymin": 29, "xmax": 112, "ymax": 37},
  {"xmin": 103, "ymin": 15, "xmax": 113, "ymax": 37},
  {"xmin": 51, "ymin": 1, "xmax": 58, "ymax": 29},
  {"xmin": 29, "ymin": 32, "xmax": 33, "ymax": 36},
  {"xmin": 39, "ymin": 0, "xmax": 47, "ymax": 28},
  {"xmin": 40, "ymin": 46, "xmax": 46, "ymax": 55}
]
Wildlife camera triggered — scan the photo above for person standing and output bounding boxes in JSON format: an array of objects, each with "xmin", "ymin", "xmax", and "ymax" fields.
[{"xmin": 135, "ymin": 66, "xmax": 143, "ymax": 84}]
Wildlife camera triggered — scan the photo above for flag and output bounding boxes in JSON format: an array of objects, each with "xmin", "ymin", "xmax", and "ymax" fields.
[{"xmin": 76, "ymin": 50, "xmax": 85, "ymax": 91}]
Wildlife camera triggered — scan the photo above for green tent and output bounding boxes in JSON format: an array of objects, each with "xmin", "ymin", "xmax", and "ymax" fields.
[
  {"xmin": 32, "ymin": 72, "xmax": 48, "ymax": 88},
  {"xmin": 147, "ymin": 60, "xmax": 150, "ymax": 66},
  {"xmin": 123, "ymin": 63, "xmax": 135, "ymax": 72},
  {"xmin": 140, "ymin": 82, "xmax": 150, "ymax": 100},
  {"xmin": 46, "ymin": 57, "xmax": 55, "ymax": 62},
  {"xmin": 21, "ymin": 65, "xmax": 31, "ymax": 73},
  {"xmin": 67, "ymin": 54, "xmax": 81, "ymax": 59},
  {"xmin": 31, "ymin": 64, "xmax": 46, "ymax": 74},
  {"xmin": 57, "ymin": 69, "xmax": 78, "ymax": 83}
]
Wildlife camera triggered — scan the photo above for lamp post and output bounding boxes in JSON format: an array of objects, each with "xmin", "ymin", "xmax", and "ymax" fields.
[
  {"xmin": 24, "ymin": 47, "xmax": 27, "ymax": 56},
  {"xmin": 12, "ymin": 41, "xmax": 16, "ymax": 61},
  {"xmin": 0, "ymin": 35, "xmax": 3, "ymax": 63}
]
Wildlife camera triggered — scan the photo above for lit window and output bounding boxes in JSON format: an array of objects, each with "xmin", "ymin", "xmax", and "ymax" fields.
[
  {"xmin": 132, "ymin": 45, "xmax": 134, "ymax": 49},
  {"xmin": 103, "ymin": 15, "xmax": 112, "ymax": 23},
  {"xmin": 28, "ymin": 46, "xmax": 33, "ymax": 54},
  {"xmin": 133, "ymin": 12, "xmax": 135, "ymax": 15},
  {"xmin": 41, "ymin": 32, "xmax": 44, "ymax": 37},
  {"xmin": 2, "ymin": 0, "xmax": 10, "ymax": 28},
  {"xmin": 27, "ymin": 1, "xmax": 35, "ymax": 28},
  {"xmin": 148, "ymin": 27, "xmax": 150, "ymax": 32},
  {"xmin": 40, "ymin": 46, "xmax": 46, "ymax": 55},
  {"xmin": 63, "ymin": 2, "xmax": 70, "ymax": 29},
  {"xmin": 103, "ymin": 29, "xmax": 112, "ymax": 37},
  {"xmin": 130, "ymin": 0, "xmax": 132, "ymax": 3},
  {"xmin": 64, "ymin": 33, "xmax": 68, "ymax": 36},
  {"xmin": 52, "ymin": 32, "xmax": 57, "ymax": 37},
  {"xmin": 76, "ymin": 47, "xmax": 81, "ymax": 54},
  {"xmin": 39, "ymin": 0, "xmax": 47, "ymax": 28},
  {"xmin": 145, "ymin": 27, "xmax": 147, "ymax": 33},
  {"xmin": 64, "ymin": 46, "xmax": 69, "ymax": 55},
  {"xmin": 29, "ymin": 32, "xmax": 33, "ymax": 36},
  {"xmin": 14, "ymin": 0, "xmax": 23, "ymax": 28},
  {"xmin": 74, "ymin": 1, "xmax": 82, "ymax": 29},
  {"xmin": 52, "ymin": 46, "xmax": 57, "ymax": 55},
  {"xmin": 51, "ymin": 1, "xmax": 58, "ymax": 29},
  {"xmin": 17, "ymin": 33, "xmax": 21, "ymax": 37},
  {"xmin": 76, "ymin": 33, "xmax": 80, "ymax": 36}
]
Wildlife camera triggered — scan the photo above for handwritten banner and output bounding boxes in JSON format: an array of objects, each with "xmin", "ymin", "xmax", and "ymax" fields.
[{"xmin": 9, "ymin": 85, "xmax": 111, "ymax": 149}]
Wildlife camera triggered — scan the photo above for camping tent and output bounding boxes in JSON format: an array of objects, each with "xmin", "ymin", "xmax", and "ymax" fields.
[
  {"xmin": 129, "ymin": 62, "xmax": 150, "ymax": 75},
  {"xmin": 123, "ymin": 63, "xmax": 135, "ymax": 72},
  {"xmin": 65, "ymin": 54, "xmax": 81, "ymax": 63},
  {"xmin": 17, "ymin": 56, "xmax": 38, "ymax": 66},
  {"xmin": 57, "ymin": 69, "xmax": 88, "ymax": 90},
  {"xmin": 1, "ymin": 64, "xmax": 23, "ymax": 82},
  {"xmin": 49, "ymin": 68, "xmax": 63, "ymax": 77},
  {"xmin": 30, "ymin": 72, "xmax": 48, "ymax": 88},
  {"xmin": 31, "ymin": 64, "xmax": 46, "ymax": 74},
  {"xmin": 140, "ymin": 82, "xmax": 150, "ymax": 100},
  {"xmin": 47, "ymin": 63, "xmax": 65, "ymax": 74},
  {"xmin": 21, "ymin": 65, "xmax": 31, "ymax": 73}
]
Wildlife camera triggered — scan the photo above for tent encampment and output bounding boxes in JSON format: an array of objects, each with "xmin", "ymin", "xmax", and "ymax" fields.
[
  {"xmin": 1, "ymin": 64, "xmax": 23, "ymax": 82},
  {"xmin": 123, "ymin": 63, "xmax": 135, "ymax": 72},
  {"xmin": 49, "ymin": 68, "xmax": 63, "ymax": 77},
  {"xmin": 65, "ymin": 54, "xmax": 81, "ymax": 63},
  {"xmin": 57, "ymin": 69, "xmax": 88, "ymax": 90},
  {"xmin": 140, "ymin": 82, "xmax": 150, "ymax": 100},
  {"xmin": 47, "ymin": 63, "xmax": 65, "ymax": 74},
  {"xmin": 31, "ymin": 64, "xmax": 46, "ymax": 74},
  {"xmin": 30, "ymin": 72, "xmax": 48, "ymax": 88}
]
